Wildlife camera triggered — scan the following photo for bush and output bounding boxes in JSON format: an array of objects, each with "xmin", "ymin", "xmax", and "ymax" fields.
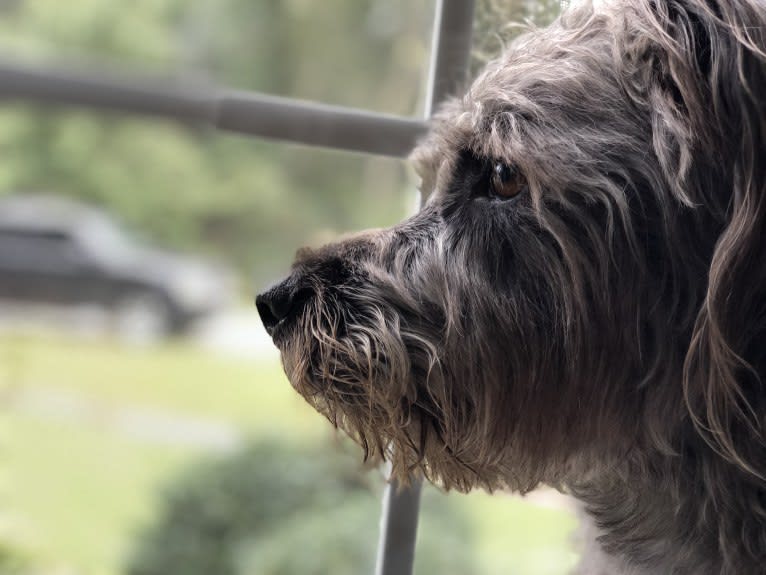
[{"xmin": 126, "ymin": 437, "xmax": 475, "ymax": 575}]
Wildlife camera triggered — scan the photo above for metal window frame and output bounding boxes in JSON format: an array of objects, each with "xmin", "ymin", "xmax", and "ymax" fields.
[{"xmin": 0, "ymin": 1, "xmax": 475, "ymax": 574}]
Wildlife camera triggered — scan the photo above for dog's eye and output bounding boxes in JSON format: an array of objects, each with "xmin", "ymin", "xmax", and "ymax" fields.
[{"xmin": 489, "ymin": 162, "xmax": 526, "ymax": 199}]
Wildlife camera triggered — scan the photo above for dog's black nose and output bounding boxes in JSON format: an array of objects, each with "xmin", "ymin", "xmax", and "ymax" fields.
[{"xmin": 256, "ymin": 281, "xmax": 310, "ymax": 336}]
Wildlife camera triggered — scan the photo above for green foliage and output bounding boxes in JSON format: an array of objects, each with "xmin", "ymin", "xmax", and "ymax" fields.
[{"xmin": 126, "ymin": 437, "xmax": 475, "ymax": 575}]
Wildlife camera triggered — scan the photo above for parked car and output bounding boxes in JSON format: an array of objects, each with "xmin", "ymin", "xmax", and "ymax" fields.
[{"xmin": 0, "ymin": 194, "xmax": 233, "ymax": 340}]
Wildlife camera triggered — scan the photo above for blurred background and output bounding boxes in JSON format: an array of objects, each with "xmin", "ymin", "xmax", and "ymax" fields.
[{"xmin": 0, "ymin": 1, "xmax": 578, "ymax": 574}]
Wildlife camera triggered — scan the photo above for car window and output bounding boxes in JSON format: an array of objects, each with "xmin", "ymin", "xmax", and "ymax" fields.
[{"xmin": 0, "ymin": 228, "xmax": 87, "ymax": 271}]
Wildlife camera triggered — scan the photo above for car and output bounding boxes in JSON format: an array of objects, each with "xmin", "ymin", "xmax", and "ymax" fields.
[{"xmin": 0, "ymin": 194, "xmax": 232, "ymax": 341}]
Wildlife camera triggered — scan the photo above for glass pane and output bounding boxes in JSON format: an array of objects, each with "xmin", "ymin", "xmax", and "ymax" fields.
[
  {"xmin": 1, "ymin": 107, "xmax": 578, "ymax": 575},
  {"xmin": 0, "ymin": 0, "xmax": 436, "ymax": 117}
]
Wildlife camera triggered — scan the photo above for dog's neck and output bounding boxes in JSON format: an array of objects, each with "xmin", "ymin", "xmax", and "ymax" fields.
[{"xmin": 566, "ymin": 442, "xmax": 762, "ymax": 575}]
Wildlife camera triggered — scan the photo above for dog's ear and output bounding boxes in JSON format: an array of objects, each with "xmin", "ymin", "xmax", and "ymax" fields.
[
  {"xmin": 620, "ymin": 0, "xmax": 703, "ymax": 206},
  {"xmin": 652, "ymin": 0, "xmax": 766, "ymax": 479},
  {"xmin": 623, "ymin": 0, "xmax": 757, "ymax": 206}
]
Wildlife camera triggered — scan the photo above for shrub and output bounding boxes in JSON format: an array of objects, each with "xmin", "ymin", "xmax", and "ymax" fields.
[{"xmin": 127, "ymin": 437, "xmax": 475, "ymax": 575}]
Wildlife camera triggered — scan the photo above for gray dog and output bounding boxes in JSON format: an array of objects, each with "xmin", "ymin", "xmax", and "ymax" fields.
[{"xmin": 257, "ymin": 0, "xmax": 766, "ymax": 572}]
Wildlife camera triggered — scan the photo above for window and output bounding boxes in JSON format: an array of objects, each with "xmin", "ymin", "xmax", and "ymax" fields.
[
  {"xmin": 0, "ymin": 228, "xmax": 79, "ymax": 270},
  {"xmin": 0, "ymin": 2, "xmax": 578, "ymax": 575}
]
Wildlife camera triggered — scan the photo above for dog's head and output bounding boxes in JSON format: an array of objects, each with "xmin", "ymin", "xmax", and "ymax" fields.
[{"xmin": 257, "ymin": 0, "xmax": 766, "ymax": 492}]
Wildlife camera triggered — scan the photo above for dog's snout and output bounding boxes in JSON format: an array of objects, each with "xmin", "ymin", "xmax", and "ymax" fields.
[{"xmin": 256, "ymin": 281, "xmax": 312, "ymax": 336}]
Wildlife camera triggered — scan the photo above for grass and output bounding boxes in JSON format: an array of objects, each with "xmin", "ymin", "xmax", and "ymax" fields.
[
  {"xmin": 2, "ymin": 332, "xmax": 578, "ymax": 575},
  {"xmin": 0, "ymin": 332, "xmax": 317, "ymax": 433},
  {"xmin": 6, "ymin": 413, "xmax": 195, "ymax": 574}
]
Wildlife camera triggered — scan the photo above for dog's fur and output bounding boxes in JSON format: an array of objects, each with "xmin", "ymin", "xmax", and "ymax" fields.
[{"xmin": 259, "ymin": 1, "xmax": 766, "ymax": 572}]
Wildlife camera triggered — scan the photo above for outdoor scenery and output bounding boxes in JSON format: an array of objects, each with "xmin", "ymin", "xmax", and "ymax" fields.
[{"xmin": 0, "ymin": 1, "xmax": 577, "ymax": 574}]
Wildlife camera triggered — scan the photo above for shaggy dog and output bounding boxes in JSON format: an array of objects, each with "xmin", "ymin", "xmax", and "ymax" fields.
[{"xmin": 256, "ymin": 1, "xmax": 766, "ymax": 572}]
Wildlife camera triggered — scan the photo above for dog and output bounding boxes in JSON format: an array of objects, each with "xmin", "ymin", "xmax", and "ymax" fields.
[{"xmin": 256, "ymin": 1, "xmax": 766, "ymax": 572}]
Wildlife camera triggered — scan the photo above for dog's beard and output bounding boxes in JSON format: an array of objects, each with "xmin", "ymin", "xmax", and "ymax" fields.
[
  {"xmin": 281, "ymin": 287, "xmax": 416, "ymax": 461},
  {"xmin": 275, "ymin": 228, "xmax": 574, "ymax": 493},
  {"xmin": 277, "ymin": 259, "xmax": 522, "ymax": 491}
]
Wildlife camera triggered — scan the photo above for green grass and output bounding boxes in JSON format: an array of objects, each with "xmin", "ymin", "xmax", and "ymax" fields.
[
  {"xmin": 2, "ymin": 333, "xmax": 578, "ymax": 575},
  {"xmin": 0, "ymin": 333, "xmax": 318, "ymax": 433},
  {"xmin": 6, "ymin": 413, "xmax": 195, "ymax": 574}
]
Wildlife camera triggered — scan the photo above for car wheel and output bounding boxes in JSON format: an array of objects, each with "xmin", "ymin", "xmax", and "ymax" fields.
[{"xmin": 113, "ymin": 292, "xmax": 171, "ymax": 345}]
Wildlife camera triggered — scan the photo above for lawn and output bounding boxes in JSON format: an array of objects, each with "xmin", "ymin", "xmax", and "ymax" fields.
[{"xmin": 2, "ymin": 332, "xmax": 578, "ymax": 575}]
